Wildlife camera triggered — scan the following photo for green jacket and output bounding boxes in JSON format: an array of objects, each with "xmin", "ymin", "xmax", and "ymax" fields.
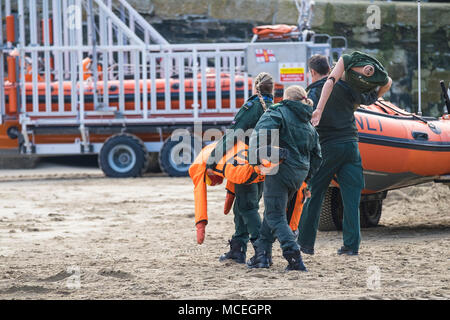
[
  {"xmin": 307, "ymin": 77, "xmax": 379, "ymax": 146},
  {"xmin": 342, "ymin": 51, "xmax": 389, "ymax": 93},
  {"xmin": 249, "ymin": 100, "xmax": 322, "ymax": 190},
  {"xmin": 206, "ymin": 94, "xmax": 273, "ymax": 168}
]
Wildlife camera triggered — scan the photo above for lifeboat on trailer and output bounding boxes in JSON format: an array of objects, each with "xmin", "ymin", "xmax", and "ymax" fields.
[
  {"xmin": 17, "ymin": 73, "xmax": 285, "ymax": 114},
  {"xmin": 352, "ymin": 100, "xmax": 450, "ymax": 194}
]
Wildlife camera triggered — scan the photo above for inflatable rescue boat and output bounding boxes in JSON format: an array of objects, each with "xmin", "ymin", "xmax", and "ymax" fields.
[{"xmin": 354, "ymin": 100, "xmax": 450, "ymax": 193}]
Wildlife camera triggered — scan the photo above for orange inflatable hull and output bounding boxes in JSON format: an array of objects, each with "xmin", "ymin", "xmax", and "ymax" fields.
[{"xmin": 354, "ymin": 101, "xmax": 450, "ymax": 193}]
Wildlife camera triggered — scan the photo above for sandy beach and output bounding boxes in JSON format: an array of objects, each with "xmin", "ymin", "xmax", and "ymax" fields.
[{"xmin": 0, "ymin": 164, "xmax": 449, "ymax": 300}]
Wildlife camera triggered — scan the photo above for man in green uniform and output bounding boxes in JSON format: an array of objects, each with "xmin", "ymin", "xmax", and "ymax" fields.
[
  {"xmin": 206, "ymin": 72, "xmax": 274, "ymax": 264},
  {"xmin": 298, "ymin": 54, "xmax": 385, "ymax": 256},
  {"xmin": 310, "ymin": 51, "xmax": 392, "ymax": 126},
  {"xmin": 246, "ymin": 85, "xmax": 322, "ymax": 271}
]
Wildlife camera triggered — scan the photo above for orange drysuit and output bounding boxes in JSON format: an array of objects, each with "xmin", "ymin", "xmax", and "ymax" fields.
[{"xmin": 189, "ymin": 141, "xmax": 307, "ymax": 244}]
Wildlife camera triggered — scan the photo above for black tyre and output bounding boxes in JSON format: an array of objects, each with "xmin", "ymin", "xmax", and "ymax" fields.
[
  {"xmin": 360, "ymin": 200, "xmax": 383, "ymax": 228},
  {"xmin": 99, "ymin": 133, "xmax": 149, "ymax": 178},
  {"xmin": 159, "ymin": 134, "xmax": 200, "ymax": 177},
  {"xmin": 318, "ymin": 188, "xmax": 384, "ymax": 231},
  {"xmin": 318, "ymin": 187, "xmax": 343, "ymax": 231}
]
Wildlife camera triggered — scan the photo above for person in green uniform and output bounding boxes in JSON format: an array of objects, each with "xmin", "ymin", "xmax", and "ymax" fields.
[
  {"xmin": 298, "ymin": 53, "xmax": 391, "ymax": 256},
  {"xmin": 311, "ymin": 51, "xmax": 392, "ymax": 126},
  {"xmin": 206, "ymin": 72, "xmax": 274, "ymax": 264},
  {"xmin": 246, "ymin": 85, "xmax": 322, "ymax": 271}
]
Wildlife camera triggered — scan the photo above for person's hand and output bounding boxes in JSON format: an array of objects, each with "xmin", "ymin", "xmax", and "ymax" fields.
[
  {"xmin": 206, "ymin": 169, "xmax": 223, "ymax": 186},
  {"xmin": 302, "ymin": 188, "xmax": 311, "ymax": 204},
  {"xmin": 257, "ymin": 164, "xmax": 275, "ymax": 175},
  {"xmin": 9, "ymin": 48, "xmax": 19, "ymax": 57},
  {"xmin": 196, "ymin": 221, "xmax": 206, "ymax": 244},
  {"xmin": 311, "ymin": 109, "xmax": 322, "ymax": 127},
  {"xmin": 223, "ymin": 191, "xmax": 235, "ymax": 215},
  {"xmin": 377, "ymin": 77, "xmax": 392, "ymax": 98}
]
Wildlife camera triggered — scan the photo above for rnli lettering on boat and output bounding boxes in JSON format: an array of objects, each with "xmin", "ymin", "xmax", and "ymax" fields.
[{"xmin": 355, "ymin": 114, "xmax": 383, "ymax": 132}]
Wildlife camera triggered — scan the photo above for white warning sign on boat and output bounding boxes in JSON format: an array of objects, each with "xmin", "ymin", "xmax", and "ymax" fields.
[{"xmin": 279, "ymin": 62, "xmax": 305, "ymax": 82}]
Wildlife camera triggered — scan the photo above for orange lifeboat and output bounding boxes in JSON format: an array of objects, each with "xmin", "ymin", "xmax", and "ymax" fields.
[
  {"xmin": 19, "ymin": 76, "xmax": 284, "ymax": 114},
  {"xmin": 354, "ymin": 100, "xmax": 450, "ymax": 193}
]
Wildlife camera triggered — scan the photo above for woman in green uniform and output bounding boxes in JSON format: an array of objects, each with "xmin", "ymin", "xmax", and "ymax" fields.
[
  {"xmin": 206, "ymin": 72, "xmax": 274, "ymax": 264},
  {"xmin": 247, "ymin": 85, "xmax": 322, "ymax": 271}
]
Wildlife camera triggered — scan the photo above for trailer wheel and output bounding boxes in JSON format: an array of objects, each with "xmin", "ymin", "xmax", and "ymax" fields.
[
  {"xmin": 360, "ymin": 200, "xmax": 383, "ymax": 228},
  {"xmin": 99, "ymin": 133, "xmax": 149, "ymax": 178},
  {"xmin": 318, "ymin": 187, "xmax": 343, "ymax": 231},
  {"xmin": 159, "ymin": 135, "xmax": 200, "ymax": 177},
  {"xmin": 318, "ymin": 188, "xmax": 384, "ymax": 231}
]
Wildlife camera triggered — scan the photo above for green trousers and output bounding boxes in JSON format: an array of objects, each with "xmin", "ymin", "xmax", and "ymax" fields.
[
  {"xmin": 298, "ymin": 141, "xmax": 364, "ymax": 252},
  {"xmin": 254, "ymin": 174, "xmax": 306, "ymax": 255},
  {"xmin": 231, "ymin": 182, "xmax": 263, "ymax": 253}
]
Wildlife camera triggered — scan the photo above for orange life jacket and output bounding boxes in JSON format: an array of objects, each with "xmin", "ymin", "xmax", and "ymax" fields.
[
  {"xmin": 82, "ymin": 57, "xmax": 103, "ymax": 80},
  {"xmin": 189, "ymin": 141, "xmax": 307, "ymax": 232},
  {"xmin": 25, "ymin": 64, "xmax": 44, "ymax": 82},
  {"xmin": 189, "ymin": 140, "xmax": 264, "ymax": 226}
]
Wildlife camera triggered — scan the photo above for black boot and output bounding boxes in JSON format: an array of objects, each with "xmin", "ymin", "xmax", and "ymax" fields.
[
  {"xmin": 250, "ymin": 239, "xmax": 273, "ymax": 266},
  {"xmin": 247, "ymin": 247, "xmax": 271, "ymax": 269},
  {"xmin": 283, "ymin": 249, "xmax": 307, "ymax": 272},
  {"xmin": 300, "ymin": 245, "xmax": 315, "ymax": 255},
  {"xmin": 219, "ymin": 239, "xmax": 246, "ymax": 264},
  {"xmin": 337, "ymin": 246, "xmax": 358, "ymax": 256}
]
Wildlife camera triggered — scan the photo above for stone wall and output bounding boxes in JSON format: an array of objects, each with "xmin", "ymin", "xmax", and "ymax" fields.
[{"xmin": 134, "ymin": 0, "xmax": 450, "ymax": 116}]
